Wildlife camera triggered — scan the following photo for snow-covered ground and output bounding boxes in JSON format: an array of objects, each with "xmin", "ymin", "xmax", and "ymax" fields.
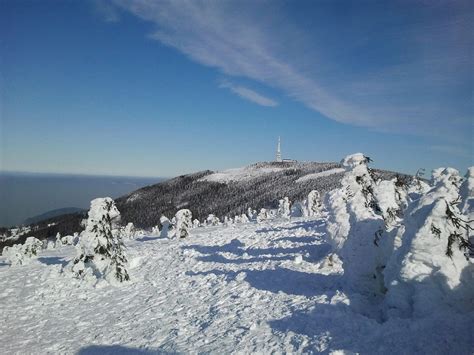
[
  {"xmin": 1, "ymin": 216, "xmax": 472, "ymax": 354},
  {"xmin": 296, "ymin": 168, "xmax": 345, "ymax": 183},
  {"xmin": 200, "ymin": 166, "xmax": 288, "ymax": 183}
]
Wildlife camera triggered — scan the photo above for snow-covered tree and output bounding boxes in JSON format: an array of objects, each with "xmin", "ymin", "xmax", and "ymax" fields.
[
  {"xmin": 175, "ymin": 209, "xmax": 192, "ymax": 239},
  {"xmin": 60, "ymin": 235, "xmax": 75, "ymax": 245},
  {"xmin": 384, "ymin": 167, "xmax": 473, "ymax": 317},
  {"xmin": 70, "ymin": 198, "xmax": 129, "ymax": 283},
  {"xmin": 160, "ymin": 215, "xmax": 171, "ymax": 239},
  {"xmin": 234, "ymin": 214, "xmax": 249, "ymax": 224},
  {"xmin": 307, "ymin": 190, "xmax": 322, "ymax": 217},
  {"xmin": 277, "ymin": 197, "xmax": 291, "ymax": 219},
  {"xmin": 46, "ymin": 240, "xmax": 55, "ymax": 250},
  {"xmin": 3, "ymin": 237, "xmax": 43, "ymax": 266},
  {"xmin": 373, "ymin": 175, "xmax": 410, "ymax": 232},
  {"xmin": 324, "ymin": 153, "xmax": 386, "ymax": 295},
  {"xmin": 54, "ymin": 232, "xmax": 62, "ymax": 248},
  {"xmin": 460, "ymin": 167, "xmax": 474, "ymax": 258},
  {"xmin": 151, "ymin": 225, "xmax": 160, "ymax": 236},
  {"xmin": 122, "ymin": 222, "xmax": 136, "ymax": 239},
  {"xmin": 408, "ymin": 168, "xmax": 430, "ymax": 198},
  {"xmin": 247, "ymin": 208, "xmax": 257, "ymax": 221},
  {"xmin": 206, "ymin": 214, "xmax": 220, "ymax": 226},
  {"xmin": 223, "ymin": 216, "xmax": 233, "ymax": 226},
  {"xmin": 192, "ymin": 219, "xmax": 201, "ymax": 228},
  {"xmin": 257, "ymin": 208, "xmax": 269, "ymax": 222}
]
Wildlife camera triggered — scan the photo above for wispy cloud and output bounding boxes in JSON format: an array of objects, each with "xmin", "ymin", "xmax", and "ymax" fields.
[
  {"xmin": 219, "ymin": 80, "xmax": 278, "ymax": 107},
  {"xmin": 110, "ymin": 0, "xmax": 472, "ymax": 140},
  {"xmin": 94, "ymin": 0, "xmax": 121, "ymax": 23}
]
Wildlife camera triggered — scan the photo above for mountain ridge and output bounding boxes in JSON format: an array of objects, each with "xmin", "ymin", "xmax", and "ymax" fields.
[{"xmin": 1, "ymin": 161, "xmax": 410, "ymax": 250}]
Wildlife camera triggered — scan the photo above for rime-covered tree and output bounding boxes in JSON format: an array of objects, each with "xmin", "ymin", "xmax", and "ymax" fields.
[
  {"xmin": 160, "ymin": 215, "xmax": 171, "ymax": 238},
  {"xmin": 3, "ymin": 237, "xmax": 43, "ymax": 266},
  {"xmin": 247, "ymin": 208, "xmax": 257, "ymax": 221},
  {"xmin": 277, "ymin": 197, "xmax": 291, "ymax": 219},
  {"xmin": 223, "ymin": 216, "xmax": 233, "ymax": 226},
  {"xmin": 408, "ymin": 168, "xmax": 430, "ymax": 198},
  {"xmin": 206, "ymin": 214, "xmax": 220, "ymax": 226},
  {"xmin": 384, "ymin": 167, "xmax": 473, "ymax": 317},
  {"xmin": 192, "ymin": 219, "xmax": 201, "ymax": 228},
  {"xmin": 54, "ymin": 232, "xmax": 62, "ymax": 248},
  {"xmin": 122, "ymin": 222, "xmax": 136, "ymax": 239},
  {"xmin": 460, "ymin": 167, "xmax": 474, "ymax": 258},
  {"xmin": 70, "ymin": 198, "xmax": 130, "ymax": 283},
  {"xmin": 306, "ymin": 190, "xmax": 322, "ymax": 217},
  {"xmin": 257, "ymin": 208, "xmax": 269, "ymax": 222},
  {"xmin": 175, "ymin": 209, "xmax": 192, "ymax": 238},
  {"xmin": 151, "ymin": 225, "xmax": 160, "ymax": 236},
  {"xmin": 325, "ymin": 153, "xmax": 386, "ymax": 295}
]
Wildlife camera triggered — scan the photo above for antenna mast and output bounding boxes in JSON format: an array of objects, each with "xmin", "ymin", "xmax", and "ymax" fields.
[{"xmin": 276, "ymin": 136, "xmax": 282, "ymax": 162}]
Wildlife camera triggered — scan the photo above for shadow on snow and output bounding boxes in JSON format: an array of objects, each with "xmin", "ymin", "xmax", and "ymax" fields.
[
  {"xmin": 37, "ymin": 256, "xmax": 68, "ymax": 267},
  {"xmin": 186, "ymin": 267, "xmax": 342, "ymax": 297}
]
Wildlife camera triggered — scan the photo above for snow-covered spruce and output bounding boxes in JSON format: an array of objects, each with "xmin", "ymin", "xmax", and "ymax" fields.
[
  {"xmin": 160, "ymin": 215, "xmax": 172, "ymax": 239},
  {"xmin": 277, "ymin": 197, "xmax": 291, "ymax": 219},
  {"xmin": 307, "ymin": 190, "xmax": 322, "ymax": 217},
  {"xmin": 60, "ymin": 235, "xmax": 75, "ymax": 246},
  {"xmin": 373, "ymin": 175, "xmax": 410, "ymax": 234},
  {"xmin": 69, "ymin": 198, "xmax": 130, "ymax": 283},
  {"xmin": 206, "ymin": 214, "xmax": 220, "ymax": 226},
  {"xmin": 256, "ymin": 208, "xmax": 269, "ymax": 222},
  {"xmin": 408, "ymin": 168, "xmax": 431, "ymax": 198},
  {"xmin": 383, "ymin": 167, "xmax": 473, "ymax": 318},
  {"xmin": 223, "ymin": 216, "xmax": 233, "ymax": 226},
  {"xmin": 460, "ymin": 167, "xmax": 474, "ymax": 258},
  {"xmin": 324, "ymin": 153, "xmax": 386, "ymax": 295},
  {"xmin": 151, "ymin": 225, "xmax": 160, "ymax": 236},
  {"xmin": 3, "ymin": 237, "xmax": 43, "ymax": 266},
  {"xmin": 121, "ymin": 222, "xmax": 136, "ymax": 240},
  {"xmin": 175, "ymin": 209, "xmax": 192, "ymax": 239},
  {"xmin": 192, "ymin": 219, "xmax": 201, "ymax": 228},
  {"xmin": 247, "ymin": 208, "xmax": 257, "ymax": 221},
  {"xmin": 54, "ymin": 232, "xmax": 62, "ymax": 248}
]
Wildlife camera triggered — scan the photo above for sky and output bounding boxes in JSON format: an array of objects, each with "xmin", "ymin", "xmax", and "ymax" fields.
[{"xmin": 1, "ymin": 0, "xmax": 472, "ymax": 178}]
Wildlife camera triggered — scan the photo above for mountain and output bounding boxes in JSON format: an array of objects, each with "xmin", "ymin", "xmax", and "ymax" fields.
[
  {"xmin": 1, "ymin": 161, "xmax": 409, "ymax": 250},
  {"xmin": 116, "ymin": 161, "xmax": 406, "ymax": 228},
  {"xmin": 23, "ymin": 207, "xmax": 85, "ymax": 225}
]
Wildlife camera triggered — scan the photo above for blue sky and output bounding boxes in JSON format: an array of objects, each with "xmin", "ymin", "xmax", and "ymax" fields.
[{"xmin": 1, "ymin": 0, "xmax": 472, "ymax": 177}]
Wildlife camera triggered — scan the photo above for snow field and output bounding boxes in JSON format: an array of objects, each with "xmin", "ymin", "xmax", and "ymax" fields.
[{"xmin": 1, "ymin": 216, "xmax": 472, "ymax": 354}]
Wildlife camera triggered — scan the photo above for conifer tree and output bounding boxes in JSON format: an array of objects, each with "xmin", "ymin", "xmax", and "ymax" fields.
[
  {"xmin": 175, "ymin": 209, "xmax": 192, "ymax": 238},
  {"xmin": 70, "ymin": 198, "xmax": 130, "ymax": 283}
]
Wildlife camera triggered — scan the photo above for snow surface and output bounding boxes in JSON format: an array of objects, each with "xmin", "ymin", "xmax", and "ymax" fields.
[
  {"xmin": 200, "ymin": 166, "xmax": 287, "ymax": 183},
  {"xmin": 296, "ymin": 168, "xmax": 345, "ymax": 183},
  {"xmin": 1, "ymin": 216, "xmax": 472, "ymax": 354}
]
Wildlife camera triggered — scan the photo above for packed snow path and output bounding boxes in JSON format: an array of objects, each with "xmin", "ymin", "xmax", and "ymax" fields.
[{"xmin": 1, "ymin": 218, "xmax": 472, "ymax": 354}]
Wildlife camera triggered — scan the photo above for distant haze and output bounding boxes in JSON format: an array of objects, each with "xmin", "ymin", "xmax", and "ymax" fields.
[{"xmin": 0, "ymin": 172, "xmax": 164, "ymax": 227}]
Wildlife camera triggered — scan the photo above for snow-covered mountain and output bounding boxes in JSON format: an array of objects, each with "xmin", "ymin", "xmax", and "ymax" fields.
[
  {"xmin": 116, "ymin": 161, "xmax": 406, "ymax": 229},
  {"xmin": 0, "ymin": 161, "xmax": 408, "ymax": 252}
]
